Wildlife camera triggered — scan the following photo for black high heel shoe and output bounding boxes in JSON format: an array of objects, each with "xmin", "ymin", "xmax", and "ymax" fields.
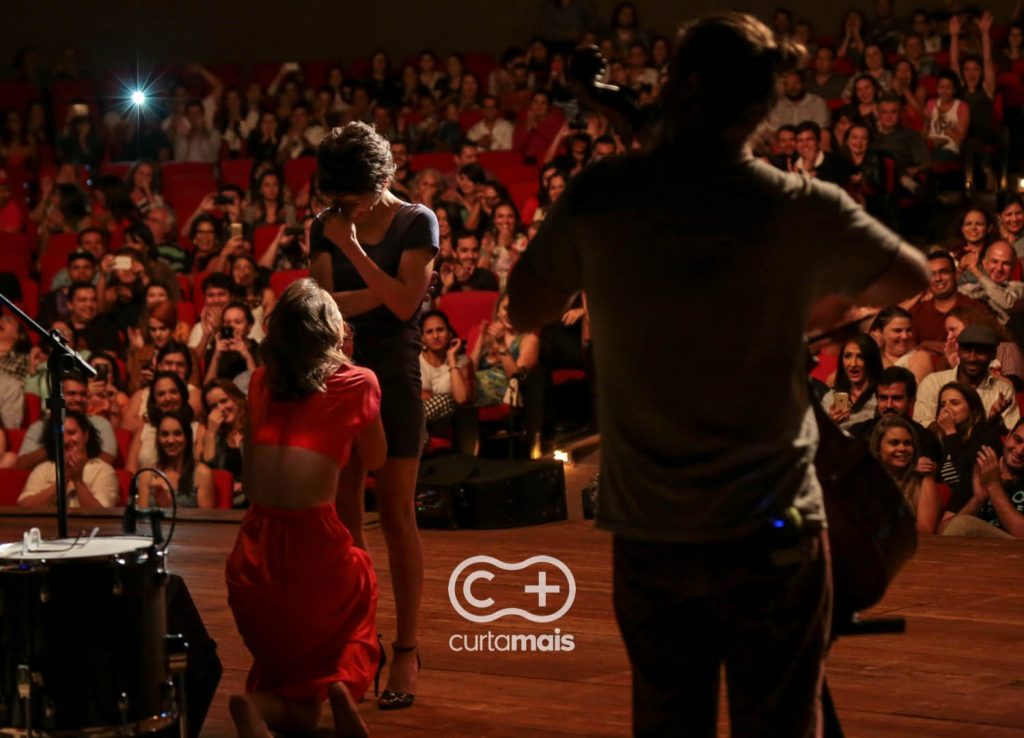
[{"xmin": 377, "ymin": 642, "xmax": 420, "ymax": 710}]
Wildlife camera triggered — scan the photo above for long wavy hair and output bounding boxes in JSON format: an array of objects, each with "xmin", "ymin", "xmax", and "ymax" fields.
[{"xmin": 261, "ymin": 279, "xmax": 347, "ymax": 399}]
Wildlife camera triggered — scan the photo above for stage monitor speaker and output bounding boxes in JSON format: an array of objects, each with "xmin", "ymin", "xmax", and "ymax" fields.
[{"xmin": 416, "ymin": 454, "xmax": 567, "ymax": 529}]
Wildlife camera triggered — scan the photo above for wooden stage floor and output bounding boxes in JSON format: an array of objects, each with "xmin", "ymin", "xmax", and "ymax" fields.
[{"xmin": 0, "ymin": 509, "xmax": 1021, "ymax": 738}]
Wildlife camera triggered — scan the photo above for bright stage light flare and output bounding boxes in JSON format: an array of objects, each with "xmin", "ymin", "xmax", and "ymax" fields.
[{"xmin": 131, "ymin": 90, "xmax": 146, "ymax": 106}]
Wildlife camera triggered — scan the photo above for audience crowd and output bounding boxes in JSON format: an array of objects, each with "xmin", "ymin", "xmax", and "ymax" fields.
[{"xmin": 1, "ymin": 1, "xmax": 1024, "ymax": 537}]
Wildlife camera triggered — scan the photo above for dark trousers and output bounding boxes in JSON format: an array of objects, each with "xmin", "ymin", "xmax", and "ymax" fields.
[{"xmin": 613, "ymin": 527, "xmax": 831, "ymax": 738}]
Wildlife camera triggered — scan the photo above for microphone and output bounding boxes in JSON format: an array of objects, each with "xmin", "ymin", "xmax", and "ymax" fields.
[{"xmin": 122, "ymin": 472, "xmax": 140, "ymax": 534}]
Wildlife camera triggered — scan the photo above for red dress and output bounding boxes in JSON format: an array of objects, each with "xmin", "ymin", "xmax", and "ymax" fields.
[{"xmin": 226, "ymin": 363, "xmax": 382, "ymax": 700}]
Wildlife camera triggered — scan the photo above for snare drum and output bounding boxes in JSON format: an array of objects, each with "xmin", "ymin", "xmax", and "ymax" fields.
[{"xmin": 0, "ymin": 535, "xmax": 175, "ymax": 737}]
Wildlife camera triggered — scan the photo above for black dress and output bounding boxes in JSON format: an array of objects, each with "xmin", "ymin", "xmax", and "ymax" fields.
[{"xmin": 311, "ymin": 203, "xmax": 439, "ymax": 457}]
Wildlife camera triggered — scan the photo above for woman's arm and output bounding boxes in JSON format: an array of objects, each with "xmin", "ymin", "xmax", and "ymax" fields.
[
  {"xmin": 137, "ymin": 470, "xmax": 154, "ymax": 508},
  {"xmin": 257, "ymin": 225, "xmax": 286, "ymax": 269},
  {"xmin": 126, "ymin": 428, "xmax": 143, "ymax": 474},
  {"xmin": 980, "ymin": 12, "xmax": 997, "ymax": 99},
  {"xmin": 311, "ymin": 252, "xmax": 382, "ymax": 316},
  {"xmin": 322, "ymin": 215, "xmax": 435, "ymax": 321},
  {"xmin": 355, "ymin": 415, "xmax": 387, "ymax": 471},
  {"xmin": 194, "ymin": 463, "xmax": 216, "ymax": 509},
  {"xmin": 950, "ymin": 16, "xmax": 962, "ymax": 81},
  {"xmin": 916, "ymin": 475, "xmax": 943, "ymax": 534},
  {"xmin": 513, "ymin": 333, "xmax": 540, "ymax": 372},
  {"xmin": 17, "ymin": 465, "xmax": 56, "ymax": 507},
  {"xmin": 121, "ymin": 390, "xmax": 145, "ymax": 433},
  {"xmin": 907, "ymin": 350, "xmax": 933, "ymax": 385},
  {"xmin": 951, "ymin": 103, "xmax": 970, "ymax": 146}
]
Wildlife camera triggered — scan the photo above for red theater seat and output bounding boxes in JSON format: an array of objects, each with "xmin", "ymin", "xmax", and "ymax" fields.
[
  {"xmin": 269, "ymin": 269, "xmax": 309, "ymax": 297},
  {"xmin": 436, "ymin": 291, "xmax": 499, "ymax": 340},
  {"xmin": 0, "ymin": 468, "xmax": 29, "ymax": 506}
]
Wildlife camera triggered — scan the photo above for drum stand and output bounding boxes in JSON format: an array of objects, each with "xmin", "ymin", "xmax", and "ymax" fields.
[
  {"xmin": 0, "ymin": 291, "xmax": 94, "ymax": 538},
  {"xmin": 165, "ymin": 635, "xmax": 190, "ymax": 738},
  {"xmin": 823, "ymin": 614, "xmax": 907, "ymax": 738}
]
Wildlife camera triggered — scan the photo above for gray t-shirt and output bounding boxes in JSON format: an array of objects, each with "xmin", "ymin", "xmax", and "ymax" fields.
[
  {"xmin": 522, "ymin": 151, "xmax": 901, "ymax": 543},
  {"xmin": 20, "ymin": 415, "xmax": 118, "ymax": 459}
]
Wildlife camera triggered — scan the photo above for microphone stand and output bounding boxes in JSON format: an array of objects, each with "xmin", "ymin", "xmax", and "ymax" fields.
[{"xmin": 0, "ymin": 291, "xmax": 96, "ymax": 539}]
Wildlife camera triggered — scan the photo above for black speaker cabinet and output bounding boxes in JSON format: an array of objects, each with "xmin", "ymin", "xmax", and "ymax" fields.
[{"xmin": 416, "ymin": 454, "xmax": 567, "ymax": 529}]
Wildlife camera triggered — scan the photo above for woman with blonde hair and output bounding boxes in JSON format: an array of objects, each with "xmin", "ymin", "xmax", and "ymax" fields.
[{"xmin": 227, "ymin": 278, "xmax": 385, "ymax": 738}]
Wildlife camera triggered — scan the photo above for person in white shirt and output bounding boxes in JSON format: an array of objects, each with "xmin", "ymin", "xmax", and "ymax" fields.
[
  {"xmin": 466, "ymin": 96, "xmax": 514, "ymax": 151},
  {"xmin": 958, "ymin": 241, "xmax": 1024, "ymax": 325},
  {"xmin": 913, "ymin": 324, "xmax": 1019, "ymax": 430},
  {"xmin": 18, "ymin": 410, "xmax": 119, "ymax": 508}
]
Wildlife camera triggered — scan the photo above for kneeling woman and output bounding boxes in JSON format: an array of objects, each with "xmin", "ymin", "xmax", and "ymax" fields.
[{"xmin": 226, "ymin": 279, "xmax": 386, "ymax": 738}]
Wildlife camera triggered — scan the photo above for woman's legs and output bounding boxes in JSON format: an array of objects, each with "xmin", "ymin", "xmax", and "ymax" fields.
[{"xmin": 376, "ymin": 456, "xmax": 424, "ymax": 695}]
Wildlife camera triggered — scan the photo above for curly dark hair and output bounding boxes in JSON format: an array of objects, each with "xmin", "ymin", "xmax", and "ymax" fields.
[
  {"xmin": 44, "ymin": 410, "xmax": 101, "ymax": 460},
  {"xmin": 316, "ymin": 121, "xmax": 396, "ymax": 196}
]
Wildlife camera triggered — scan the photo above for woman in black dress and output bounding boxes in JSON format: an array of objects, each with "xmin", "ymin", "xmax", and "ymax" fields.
[{"xmin": 310, "ymin": 121, "xmax": 438, "ymax": 711}]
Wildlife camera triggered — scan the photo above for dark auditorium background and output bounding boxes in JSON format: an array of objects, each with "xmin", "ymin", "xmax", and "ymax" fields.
[{"xmin": 13, "ymin": 0, "xmax": 1020, "ymax": 67}]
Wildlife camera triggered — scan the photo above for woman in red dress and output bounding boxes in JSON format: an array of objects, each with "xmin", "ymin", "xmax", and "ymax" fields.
[{"xmin": 226, "ymin": 278, "xmax": 386, "ymax": 738}]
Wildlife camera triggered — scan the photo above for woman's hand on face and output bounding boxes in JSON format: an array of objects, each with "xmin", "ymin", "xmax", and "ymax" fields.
[
  {"xmin": 937, "ymin": 407, "xmax": 957, "ymax": 436},
  {"xmin": 322, "ymin": 211, "xmax": 360, "ymax": 255},
  {"xmin": 208, "ymin": 406, "xmax": 225, "ymax": 429}
]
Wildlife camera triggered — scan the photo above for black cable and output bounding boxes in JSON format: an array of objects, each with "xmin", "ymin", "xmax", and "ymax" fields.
[{"xmin": 128, "ymin": 466, "xmax": 178, "ymax": 552}]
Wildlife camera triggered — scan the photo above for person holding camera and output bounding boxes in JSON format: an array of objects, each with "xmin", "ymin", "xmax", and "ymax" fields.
[
  {"xmin": 204, "ymin": 301, "xmax": 260, "ymax": 390},
  {"xmin": 258, "ymin": 217, "xmax": 312, "ymax": 272}
]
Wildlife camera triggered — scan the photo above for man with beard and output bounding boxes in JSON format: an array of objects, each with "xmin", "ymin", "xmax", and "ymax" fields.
[
  {"xmin": 848, "ymin": 366, "xmax": 943, "ymax": 469},
  {"xmin": 913, "ymin": 324, "xmax": 1019, "ymax": 429},
  {"xmin": 909, "ymin": 249, "xmax": 986, "ymax": 351},
  {"xmin": 945, "ymin": 418, "xmax": 1024, "ymax": 537},
  {"xmin": 765, "ymin": 70, "xmax": 830, "ymax": 131}
]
